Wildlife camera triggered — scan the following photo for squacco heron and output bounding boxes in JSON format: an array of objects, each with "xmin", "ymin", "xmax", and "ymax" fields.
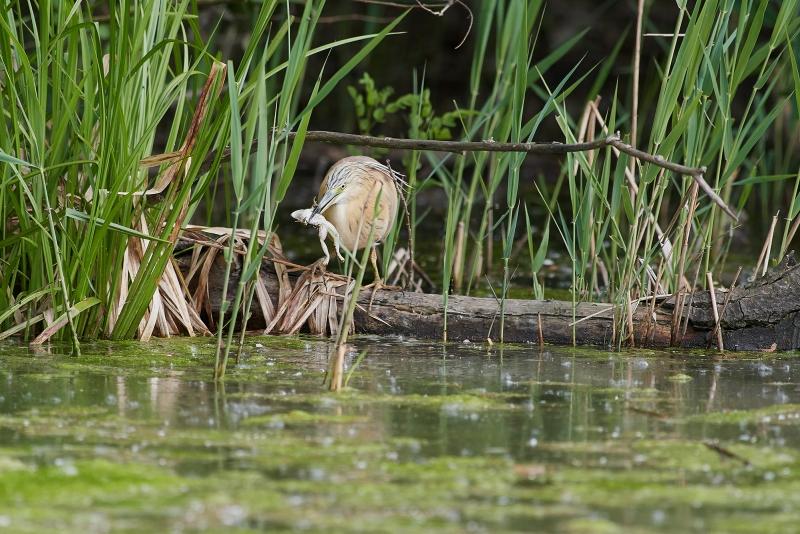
[{"xmin": 300, "ymin": 156, "xmax": 401, "ymax": 288}]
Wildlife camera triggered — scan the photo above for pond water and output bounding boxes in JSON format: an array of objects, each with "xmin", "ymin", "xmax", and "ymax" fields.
[{"xmin": 1, "ymin": 337, "xmax": 799, "ymax": 533}]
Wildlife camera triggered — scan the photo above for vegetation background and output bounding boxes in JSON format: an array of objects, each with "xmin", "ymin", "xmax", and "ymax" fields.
[{"xmin": 1, "ymin": 0, "xmax": 798, "ymax": 361}]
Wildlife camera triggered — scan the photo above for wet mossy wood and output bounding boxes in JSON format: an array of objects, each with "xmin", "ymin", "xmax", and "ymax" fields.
[{"xmin": 177, "ymin": 250, "xmax": 800, "ymax": 351}]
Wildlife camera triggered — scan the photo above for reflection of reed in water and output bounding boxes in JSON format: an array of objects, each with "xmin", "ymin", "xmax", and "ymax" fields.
[{"xmin": 115, "ymin": 372, "xmax": 186, "ymax": 422}]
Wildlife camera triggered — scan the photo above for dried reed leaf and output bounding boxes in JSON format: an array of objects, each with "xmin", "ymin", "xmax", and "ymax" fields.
[
  {"xmin": 183, "ymin": 242, "xmax": 206, "ymax": 286},
  {"xmin": 193, "ymin": 234, "xmax": 228, "ymax": 314},
  {"xmin": 140, "ymin": 288, "xmax": 163, "ymax": 341},
  {"xmin": 184, "ymin": 225, "xmax": 272, "ymax": 244},
  {"xmin": 310, "ymin": 295, "xmax": 327, "ymax": 335},
  {"xmin": 6, "ymin": 289, "xmax": 25, "ymax": 325},
  {"xmin": 265, "ymin": 271, "xmax": 309, "ymax": 334},
  {"xmin": 279, "ymin": 273, "xmax": 312, "ymax": 332},
  {"xmin": 309, "ymin": 275, "xmax": 330, "ymax": 335},
  {"xmin": 0, "ymin": 313, "xmax": 44, "ymax": 340},
  {"xmin": 288, "ymin": 294, "xmax": 325, "ymax": 335},
  {"xmin": 159, "ymin": 261, "xmax": 195, "ymax": 335},
  {"xmin": 255, "ymin": 271, "xmax": 275, "ymax": 324},
  {"xmin": 41, "ymin": 307, "xmax": 53, "ymax": 329},
  {"xmin": 30, "ymin": 297, "xmax": 100, "ymax": 345},
  {"xmin": 327, "ymin": 289, "xmax": 340, "ymax": 337},
  {"xmin": 134, "ymin": 61, "xmax": 227, "ymax": 197}
]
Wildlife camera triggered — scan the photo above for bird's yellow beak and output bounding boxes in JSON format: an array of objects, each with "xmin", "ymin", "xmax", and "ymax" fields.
[{"xmin": 311, "ymin": 189, "xmax": 338, "ymax": 217}]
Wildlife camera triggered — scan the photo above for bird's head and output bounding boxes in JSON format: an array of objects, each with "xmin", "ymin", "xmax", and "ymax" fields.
[{"xmin": 311, "ymin": 167, "xmax": 352, "ymax": 216}]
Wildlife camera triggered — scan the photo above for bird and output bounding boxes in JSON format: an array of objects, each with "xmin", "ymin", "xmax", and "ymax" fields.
[{"xmin": 303, "ymin": 155, "xmax": 402, "ymax": 290}]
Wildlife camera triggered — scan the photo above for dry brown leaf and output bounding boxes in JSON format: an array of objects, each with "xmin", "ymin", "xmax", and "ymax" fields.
[{"xmin": 255, "ymin": 271, "xmax": 275, "ymax": 324}]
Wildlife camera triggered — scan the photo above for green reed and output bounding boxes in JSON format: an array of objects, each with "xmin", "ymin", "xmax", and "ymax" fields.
[
  {"xmin": 2, "ymin": 0, "xmax": 798, "ymax": 354},
  {"xmin": 0, "ymin": 0, "xmax": 211, "ymax": 342},
  {"xmin": 0, "ymin": 0, "xmax": 404, "ymax": 357},
  {"xmin": 370, "ymin": 0, "xmax": 798, "ymax": 345}
]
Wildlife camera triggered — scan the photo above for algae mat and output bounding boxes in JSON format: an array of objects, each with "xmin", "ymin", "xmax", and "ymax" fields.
[{"xmin": 0, "ymin": 337, "xmax": 799, "ymax": 533}]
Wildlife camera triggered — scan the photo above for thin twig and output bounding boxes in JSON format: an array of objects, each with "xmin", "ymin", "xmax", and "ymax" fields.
[
  {"xmin": 605, "ymin": 137, "xmax": 737, "ymax": 221},
  {"xmin": 353, "ymin": 0, "xmax": 449, "ymax": 7},
  {"xmin": 453, "ymin": 221, "xmax": 465, "ymax": 289},
  {"xmin": 318, "ymin": 14, "xmax": 397, "ymax": 23},
  {"xmin": 386, "ymin": 159, "xmax": 414, "ymax": 290},
  {"xmin": 414, "ymin": 0, "xmax": 454, "ymax": 15},
  {"xmin": 680, "ymin": 255, "xmax": 704, "ymax": 343},
  {"xmin": 703, "ymin": 442, "xmax": 750, "ymax": 466},
  {"xmin": 672, "ymin": 182, "xmax": 699, "ymax": 343},
  {"xmin": 191, "ymin": 132, "xmax": 617, "ymax": 177},
  {"xmin": 357, "ymin": 0, "xmax": 475, "ymax": 47},
  {"xmin": 412, "ymin": 260, "xmax": 437, "ymax": 290},
  {"xmin": 708, "ymin": 266, "xmax": 741, "ymax": 347},
  {"xmin": 630, "ymin": 0, "xmax": 645, "ymax": 176},
  {"xmin": 785, "ymin": 213, "xmax": 800, "ymax": 255},
  {"xmin": 413, "ymin": 0, "xmax": 473, "ymax": 48},
  {"xmin": 568, "ymin": 304, "xmax": 615, "ymax": 326},
  {"xmin": 178, "ymin": 234, "xmax": 323, "ymax": 273},
  {"xmin": 706, "ymin": 272, "xmax": 723, "ymax": 352},
  {"xmin": 755, "ymin": 212, "xmax": 779, "ymax": 277},
  {"xmin": 537, "ymin": 312, "xmax": 543, "ymax": 346}
]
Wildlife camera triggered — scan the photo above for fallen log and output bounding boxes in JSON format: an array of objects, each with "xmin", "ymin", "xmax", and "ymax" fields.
[{"xmin": 176, "ymin": 248, "xmax": 800, "ymax": 351}]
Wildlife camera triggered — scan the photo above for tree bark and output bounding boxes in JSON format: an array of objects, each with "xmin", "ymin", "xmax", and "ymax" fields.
[{"xmin": 176, "ymin": 251, "xmax": 800, "ymax": 351}]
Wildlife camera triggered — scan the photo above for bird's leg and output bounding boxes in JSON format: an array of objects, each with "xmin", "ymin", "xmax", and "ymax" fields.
[
  {"xmin": 370, "ymin": 246, "xmax": 382, "ymax": 285},
  {"xmin": 363, "ymin": 246, "xmax": 400, "ymax": 310}
]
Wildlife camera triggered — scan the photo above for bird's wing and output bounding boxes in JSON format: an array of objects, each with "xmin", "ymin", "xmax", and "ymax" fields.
[{"xmin": 361, "ymin": 161, "xmax": 410, "ymax": 189}]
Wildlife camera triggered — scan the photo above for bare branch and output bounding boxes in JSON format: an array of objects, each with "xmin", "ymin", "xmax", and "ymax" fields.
[
  {"xmin": 414, "ymin": 0, "xmax": 453, "ymax": 15},
  {"xmin": 188, "ymin": 129, "xmax": 738, "ymax": 222},
  {"xmin": 318, "ymin": 14, "xmax": 398, "ymax": 24},
  {"xmin": 452, "ymin": 1, "xmax": 473, "ymax": 49},
  {"xmin": 354, "ymin": 0, "xmax": 472, "ymax": 48},
  {"xmin": 413, "ymin": 0, "xmax": 472, "ymax": 48},
  {"xmin": 353, "ymin": 0, "xmax": 449, "ymax": 8}
]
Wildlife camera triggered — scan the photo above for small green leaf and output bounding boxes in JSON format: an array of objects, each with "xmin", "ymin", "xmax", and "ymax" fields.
[
  {"xmin": 366, "ymin": 88, "xmax": 377, "ymax": 107},
  {"xmin": 754, "ymin": 53, "xmax": 781, "ymax": 90},
  {"xmin": 531, "ymin": 222, "xmax": 550, "ymax": 273},
  {"xmin": 621, "ymin": 186, "xmax": 635, "ymax": 224},
  {"xmin": 0, "ymin": 151, "xmax": 33, "ymax": 167},
  {"xmin": 434, "ymin": 128, "xmax": 452, "ymax": 140},
  {"xmin": 733, "ymin": 174, "xmax": 796, "ymax": 186},
  {"xmin": 65, "ymin": 209, "xmax": 170, "ymax": 243}
]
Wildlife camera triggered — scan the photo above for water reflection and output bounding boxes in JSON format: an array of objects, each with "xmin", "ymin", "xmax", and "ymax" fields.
[{"xmin": 0, "ymin": 339, "xmax": 799, "ymax": 532}]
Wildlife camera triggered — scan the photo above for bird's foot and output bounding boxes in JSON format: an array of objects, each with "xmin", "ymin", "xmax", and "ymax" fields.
[{"xmin": 362, "ymin": 278, "xmax": 401, "ymax": 310}]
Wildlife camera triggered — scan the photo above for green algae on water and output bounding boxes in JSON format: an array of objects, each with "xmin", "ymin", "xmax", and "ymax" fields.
[{"xmin": 2, "ymin": 340, "xmax": 800, "ymax": 532}]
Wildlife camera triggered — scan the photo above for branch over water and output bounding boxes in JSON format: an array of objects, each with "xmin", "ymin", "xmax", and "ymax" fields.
[{"xmin": 187, "ymin": 130, "xmax": 738, "ymax": 221}]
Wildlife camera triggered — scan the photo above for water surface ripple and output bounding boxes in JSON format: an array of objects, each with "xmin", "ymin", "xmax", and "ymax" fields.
[{"xmin": 0, "ymin": 338, "xmax": 798, "ymax": 533}]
